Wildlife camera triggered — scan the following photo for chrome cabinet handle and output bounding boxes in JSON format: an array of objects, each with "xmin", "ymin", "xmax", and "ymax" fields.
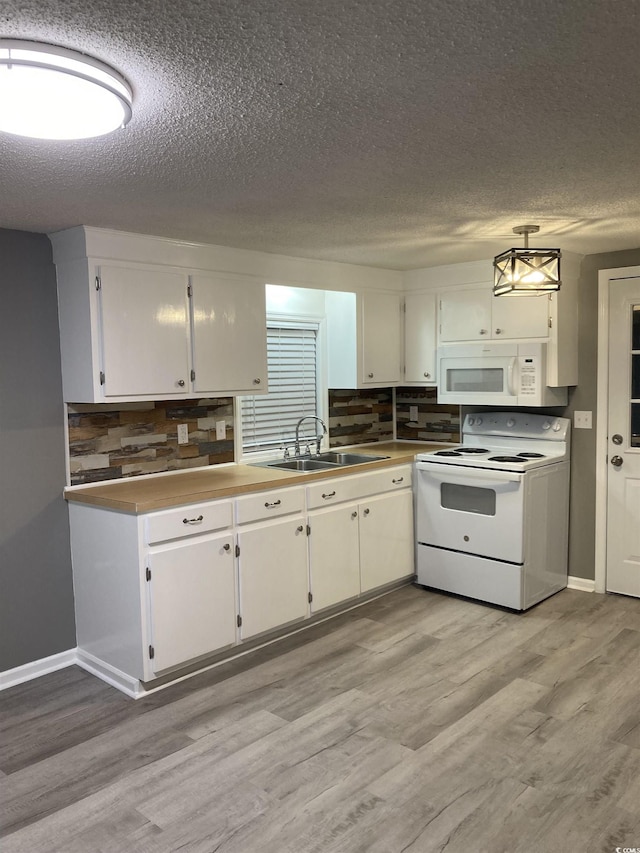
[
  {"xmin": 611, "ymin": 455, "xmax": 623, "ymax": 468},
  {"xmin": 264, "ymin": 499, "xmax": 282, "ymax": 508},
  {"xmin": 253, "ymin": 378, "xmax": 261, "ymax": 384},
  {"xmin": 424, "ymin": 372, "xmax": 430, "ymax": 378},
  {"xmin": 223, "ymin": 543, "xmax": 231, "ymax": 552},
  {"xmin": 368, "ymin": 372, "xmax": 374, "ymax": 378},
  {"xmin": 177, "ymin": 379, "xmax": 185, "ymax": 387},
  {"xmin": 363, "ymin": 508, "xmax": 370, "ymax": 516},
  {"xmin": 495, "ymin": 328, "xmax": 503, "ymax": 335},
  {"xmin": 392, "ymin": 477, "xmax": 404, "ymax": 484},
  {"xmin": 351, "ymin": 511, "xmax": 357, "ymax": 519},
  {"xmin": 322, "ymin": 491, "xmax": 336, "ymax": 499},
  {"xmin": 479, "ymin": 329, "xmax": 487, "ymax": 335},
  {"xmin": 183, "ymin": 515, "xmax": 204, "ymax": 524},
  {"xmin": 296, "ymin": 525, "xmax": 304, "ymax": 533}
]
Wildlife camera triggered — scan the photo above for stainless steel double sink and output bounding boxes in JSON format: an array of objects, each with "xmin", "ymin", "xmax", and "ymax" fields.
[{"xmin": 251, "ymin": 451, "xmax": 390, "ymax": 472}]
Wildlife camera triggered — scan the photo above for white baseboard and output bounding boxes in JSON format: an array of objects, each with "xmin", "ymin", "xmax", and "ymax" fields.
[
  {"xmin": 75, "ymin": 650, "xmax": 143, "ymax": 699},
  {"xmin": 0, "ymin": 649, "xmax": 77, "ymax": 691},
  {"xmin": 567, "ymin": 575, "xmax": 596, "ymax": 593}
]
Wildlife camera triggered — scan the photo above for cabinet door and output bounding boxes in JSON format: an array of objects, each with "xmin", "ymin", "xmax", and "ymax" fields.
[
  {"xmin": 190, "ymin": 274, "xmax": 267, "ymax": 394},
  {"xmin": 147, "ymin": 533, "xmax": 236, "ymax": 674},
  {"xmin": 359, "ymin": 490, "xmax": 414, "ymax": 593},
  {"xmin": 308, "ymin": 503, "xmax": 361, "ymax": 612},
  {"xmin": 237, "ymin": 516, "xmax": 308, "ymax": 639},
  {"xmin": 361, "ymin": 291, "xmax": 401, "ymax": 384},
  {"xmin": 439, "ymin": 289, "xmax": 492, "ymax": 342},
  {"xmin": 404, "ymin": 291, "xmax": 436, "ymax": 383},
  {"xmin": 491, "ymin": 293, "xmax": 550, "ymax": 339},
  {"xmin": 98, "ymin": 265, "xmax": 190, "ymax": 397}
]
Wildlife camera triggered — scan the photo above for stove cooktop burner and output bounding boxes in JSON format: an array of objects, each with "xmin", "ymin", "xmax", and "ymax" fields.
[
  {"xmin": 434, "ymin": 450, "xmax": 462, "ymax": 457},
  {"xmin": 453, "ymin": 447, "xmax": 490, "ymax": 454},
  {"xmin": 488, "ymin": 456, "xmax": 525, "ymax": 463},
  {"xmin": 517, "ymin": 452, "xmax": 545, "ymax": 458}
]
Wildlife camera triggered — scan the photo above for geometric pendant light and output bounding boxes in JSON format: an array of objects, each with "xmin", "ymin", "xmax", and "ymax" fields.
[
  {"xmin": 0, "ymin": 39, "xmax": 132, "ymax": 140},
  {"xmin": 493, "ymin": 225, "xmax": 562, "ymax": 296}
]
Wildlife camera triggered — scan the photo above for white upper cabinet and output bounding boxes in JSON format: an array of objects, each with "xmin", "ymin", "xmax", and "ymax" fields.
[
  {"xmin": 326, "ymin": 290, "xmax": 402, "ymax": 388},
  {"xmin": 190, "ymin": 273, "xmax": 267, "ymax": 395},
  {"xmin": 403, "ymin": 291, "xmax": 437, "ymax": 384},
  {"xmin": 51, "ymin": 230, "xmax": 268, "ymax": 402},
  {"xmin": 99, "ymin": 265, "xmax": 190, "ymax": 397},
  {"xmin": 439, "ymin": 287, "xmax": 551, "ymax": 342}
]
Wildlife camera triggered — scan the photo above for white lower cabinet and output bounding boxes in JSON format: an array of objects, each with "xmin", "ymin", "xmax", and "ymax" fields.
[
  {"xmin": 67, "ymin": 463, "xmax": 415, "ymax": 696},
  {"xmin": 308, "ymin": 503, "xmax": 361, "ymax": 611},
  {"xmin": 236, "ymin": 516, "xmax": 309, "ymax": 639},
  {"xmin": 359, "ymin": 490, "xmax": 414, "ymax": 593},
  {"xmin": 147, "ymin": 532, "xmax": 236, "ymax": 674}
]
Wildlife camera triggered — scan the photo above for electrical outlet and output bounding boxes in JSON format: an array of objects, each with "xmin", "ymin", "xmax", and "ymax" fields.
[
  {"xmin": 410, "ymin": 405, "xmax": 419, "ymax": 421},
  {"xmin": 215, "ymin": 420, "xmax": 226, "ymax": 440},
  {"xmin": 177, "ymin": 423, "xmax": 189, "ymax": 444},
  {"xmin": 574, "ymin": 411, "xmax": 592, "ymax": 429}
]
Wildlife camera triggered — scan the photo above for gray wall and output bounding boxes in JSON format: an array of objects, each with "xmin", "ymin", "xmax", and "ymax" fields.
[
  {"xmin": 564, "ymin": 247, "xmax": 640, "ymax": 580},
  {"xmin": 0, "ymin": 229, "xmax": 75, "ymax": 670}
]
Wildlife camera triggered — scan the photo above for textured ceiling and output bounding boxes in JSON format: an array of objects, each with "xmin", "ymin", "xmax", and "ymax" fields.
[{"xmin": 0, "ymin": 0, "xmax": 639, "ymax": 269}]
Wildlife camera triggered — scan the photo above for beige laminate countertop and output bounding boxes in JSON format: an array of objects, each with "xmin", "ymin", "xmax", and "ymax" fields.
[{"xmin": 65, "ymin": 441, "xmax": 447, "ymax": 514}]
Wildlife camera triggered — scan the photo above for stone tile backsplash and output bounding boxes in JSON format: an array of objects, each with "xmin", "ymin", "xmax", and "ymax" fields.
[
  {"xmin": 328, "ymin": 389, "xmax": 393, "ymax": 446},
  {"xmin": 395, "ymin": 387, "xmax": 460, "ymax": 442},
  {"xmin": 68, "ymin": 399, "xmax": 234, "ymax": 484}
]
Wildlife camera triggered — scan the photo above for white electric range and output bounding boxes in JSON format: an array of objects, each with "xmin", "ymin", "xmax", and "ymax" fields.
[{"xmin": 414, "ymin": 411, "xmax": 571, "ymax": 610}]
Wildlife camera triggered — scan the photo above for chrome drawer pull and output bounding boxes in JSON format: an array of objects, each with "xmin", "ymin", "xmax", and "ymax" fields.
[
  {"xmin": 296, "ymin": 525, "xmax": 304, "ymax": 533},
  {"xmin": 264, "ymin": 499, "xmax": 282, "ymax": 508},
  {"xmin": 322, "ymin": 491, "xmax": 336, "ymax": 499},
  {"xmin": 392, "ymin": 477, "xmax": 404, "ymax": 484},
  {"xmin": 183, "ymin": 515, "xmax": 204, "ymax": 524},
  {"xmin": 223, "ymin": 543, "xmax": 231, "ymax": 552}
]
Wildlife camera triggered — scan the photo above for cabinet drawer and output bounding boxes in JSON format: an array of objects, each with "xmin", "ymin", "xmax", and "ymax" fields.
[
  {"xmin": 306, "ymin": 465, "xmax": 412, "ymax": 509},
  {"xmin": 145, "ymin": 500, "xmax": 233, "ymax": 545},
  {"xmin": 235, "ymin": 486, "xmax": 305, "ymax": 525}
]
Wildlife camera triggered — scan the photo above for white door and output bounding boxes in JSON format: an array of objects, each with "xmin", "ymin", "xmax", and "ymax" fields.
[
  {"xmin": 237, "ymin": 516, "xmax": 309, "ymax": 639},
  {"xmin": 98, "ymin": 265, "xmax": 190, "ymax": 397},
  {"xmin": 308, "ymin": 503, "xmax": 361, "ymax": 611},
  {"xmin": 606, "ymin": 275, "xmax": 640, "ymax": 597},
  {"xmin": 147, "ymin": 533, "xmax": 236, "ymax": 674},
  {"xmin": 491, "ymin": 293, "xmax": 550, "ymax": 339},
  {"xmin": 359, "ymin": 490, "xmax": 414, "ymax": 592},
  {"xmin": 361, "ymin": 291, "xmax": 401, "ymax": 384},
  {"xmin": 190, "ymin": 274, "xmax": 267, "ymax": 394},
  {"xmin": 439, "ymin": 288, "xmax": 492, "ymax": 342},
  {"xmin": 404, "ymin": 291, "xmax": 437, "ymax": 383}
]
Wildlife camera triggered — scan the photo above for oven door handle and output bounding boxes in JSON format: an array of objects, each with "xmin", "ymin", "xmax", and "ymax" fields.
[{"xmin": 415, "ymin": 462, "xmax": 523, "ymax": 486}]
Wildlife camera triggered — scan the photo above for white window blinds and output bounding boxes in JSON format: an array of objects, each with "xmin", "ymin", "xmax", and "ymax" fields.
[{"xmin": 241, "ymin": 323, "xmax": 319, "ymax": 453}]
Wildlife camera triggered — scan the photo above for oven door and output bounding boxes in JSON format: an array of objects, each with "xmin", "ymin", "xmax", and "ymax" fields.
[{"xmin": 416, "ymin": 461, "xmax": 525, "ymax": 563}]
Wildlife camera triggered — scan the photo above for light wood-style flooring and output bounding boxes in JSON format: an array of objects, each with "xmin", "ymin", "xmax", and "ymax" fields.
[{"xmin": 1, "ymin": 584, "xmax": 639, "ymax": 853}]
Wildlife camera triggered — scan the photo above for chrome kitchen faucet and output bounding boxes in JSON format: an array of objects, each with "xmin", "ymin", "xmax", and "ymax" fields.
[{"xmin": 293, "ymin": 416, "xmax": 327, "ymax": 457}]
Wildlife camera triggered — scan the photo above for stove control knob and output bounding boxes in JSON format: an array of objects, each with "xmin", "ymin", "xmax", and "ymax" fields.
[
  {"xmin": 552, "ymin": 421, "xmax": 562, "ymax": 431},
  {"xmin": 542, "ymin": 420, "xmax": 551, "ymax": 430},
  {"xmin": 467, "ymin": 417, "xmax": 475, "ymax": 426},
  {"xmin": 507, "ymin": 418, "xmax": 516, "ymax": 428},
  {"xmin": 475, "ymin": 417, "xmax": 483, "ymax": 426}
]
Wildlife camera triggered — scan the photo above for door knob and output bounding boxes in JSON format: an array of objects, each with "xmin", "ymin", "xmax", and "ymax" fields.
[
  {"xmin": 612, "ymin": 434, "xmax": 623, "ymax": 445},
  {"xmin": 611, "ymin": 455, "xmax": 623, "ymax": 468}
]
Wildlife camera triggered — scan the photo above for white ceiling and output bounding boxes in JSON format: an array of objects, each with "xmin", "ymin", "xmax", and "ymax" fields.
[{"xmin": 1, "ymin": 0, "xmax": 639, "ymax": 270}]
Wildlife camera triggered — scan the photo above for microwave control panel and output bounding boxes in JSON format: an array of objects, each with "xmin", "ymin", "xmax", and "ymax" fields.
[{"xmin": 518, "ymin": 355, "xmax": 538, "ymax": 397}]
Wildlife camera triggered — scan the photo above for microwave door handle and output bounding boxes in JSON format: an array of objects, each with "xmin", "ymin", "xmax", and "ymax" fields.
[{"xmin": 507, "ymin": 357, "xmax": 517, "ymax": 396}]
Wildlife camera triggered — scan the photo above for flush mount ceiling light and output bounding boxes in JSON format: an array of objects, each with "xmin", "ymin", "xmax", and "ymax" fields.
[
  {"xmin": 493, "ymin": 225, "xmax": 561, "ymax": 296},
  {"xmin": 0, "ymin": 39, "xmax": 132, "ymax": 140}
]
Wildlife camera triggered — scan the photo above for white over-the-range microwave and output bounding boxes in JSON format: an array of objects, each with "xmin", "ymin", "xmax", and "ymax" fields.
[{"xmin": 437, "ymin": 341, "xmax": 568, "ymax": 406}]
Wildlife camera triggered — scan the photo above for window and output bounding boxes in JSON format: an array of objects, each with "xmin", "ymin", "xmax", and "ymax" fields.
[{"xmin": 241, "ymin": 321, "xmax": 320, "ymax": 455}]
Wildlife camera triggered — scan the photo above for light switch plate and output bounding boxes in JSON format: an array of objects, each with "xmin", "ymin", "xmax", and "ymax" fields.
[
  {"xmin": 177, "ymin": 423, "xmax": 189, "ymax": 444},
  {"xmin": 574, "ymin": 411, "xmax": 592, "ymax": 429},
  {"xmin": 215, "ymin": 420, "xmax": 226, "ymax": 440}
]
